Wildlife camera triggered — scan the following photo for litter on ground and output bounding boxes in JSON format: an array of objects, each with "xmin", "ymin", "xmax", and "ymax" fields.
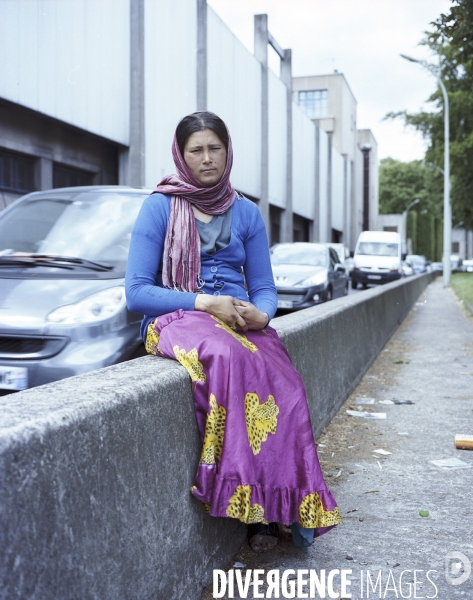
[
  {"xmin": 355, "ymin": 397, "xmax": 375, "ymax": 405},
  {"xmin": 430, "ymin": 457, "xmax": 472, "ymax": 470},
  {"xmin": 455, "ymin": 434, "xmax": 473, "ymax": 450},
  {"xmin": 346, "ymin": 410, "xmax": 387, "ymax": 420}
]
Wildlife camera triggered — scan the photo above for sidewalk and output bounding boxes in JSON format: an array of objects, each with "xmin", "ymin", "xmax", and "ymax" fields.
[{"xmin": 201, "ymin": 278, "xmax": 473, "ymax": 599}]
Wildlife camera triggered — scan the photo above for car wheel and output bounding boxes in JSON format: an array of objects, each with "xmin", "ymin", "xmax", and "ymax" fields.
[
  {"xmin": 325, "ymin": 287, "xmax": 333, "ymax": 302},
  {"xmin": 362, "ymin": 283, "xmax": 368, "ymax": 289}
]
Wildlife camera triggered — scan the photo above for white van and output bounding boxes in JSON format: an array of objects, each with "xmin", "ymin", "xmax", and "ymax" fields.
[{"xmin": 351, "ymin": 231, "xmax": 404, "ymax": 289}]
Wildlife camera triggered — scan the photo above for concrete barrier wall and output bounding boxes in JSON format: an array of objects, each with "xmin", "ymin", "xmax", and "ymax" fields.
[{"xmin": 0, "ymin": 273, "xmax": 434, "ymax": 600}]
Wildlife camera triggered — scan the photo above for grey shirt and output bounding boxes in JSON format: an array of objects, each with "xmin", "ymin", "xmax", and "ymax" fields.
[{"xmin": 195, "ymin": 207, "xmax": 232, "ymax": 255}]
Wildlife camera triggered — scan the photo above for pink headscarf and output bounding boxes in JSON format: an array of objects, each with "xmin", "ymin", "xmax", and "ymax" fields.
[{"xmin": 152, "ymin": 113, "xmax": 236, "ymax": 292}]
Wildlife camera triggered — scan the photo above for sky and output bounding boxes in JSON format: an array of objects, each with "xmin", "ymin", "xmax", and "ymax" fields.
[{"xmin": 208, "ymin": 0, "xmax": 453, "ymax": 163}]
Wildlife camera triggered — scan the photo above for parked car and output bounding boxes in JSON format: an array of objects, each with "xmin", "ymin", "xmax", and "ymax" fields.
[
  {"xmin": 462, "ymin": 258, "xmax": 473, "ymax": 273},
  {"xmin": 450, "ymin": 254, "xmax": 463, "ymax": 271},
  {"xmin": 0, "ymin": 186, "xmax": 150, "ymax": 393},
  {"xmin": 402, "ymin": 260, "xmax": 414, "ymax": 277},
  {"xmin": 270, "ymin": 242, "xmax": 349, "ymax": 310},
  {"xmin": 405, "ymin": 254, "xmax": 430, "ymax": 274},
  {"xmin": 351, "ymin": 231, "xmax": 404, "ymax": 289},
  {"xmin": 431, "ymin": 261, "xmax": 443, "ymax": 272},
  {"xmin": 328, "ymin": 243, "xmax": 354, "ymax": 276}
]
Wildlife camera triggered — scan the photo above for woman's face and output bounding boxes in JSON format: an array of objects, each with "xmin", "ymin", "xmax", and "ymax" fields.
[{"xmin": 183, "ymin": 128, "xmax": 227, "ymax": 187}]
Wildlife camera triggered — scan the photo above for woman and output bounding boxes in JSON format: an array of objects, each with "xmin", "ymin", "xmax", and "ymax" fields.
[{"xmin": 125, "ymin": 111, "xmax": 341, "ymax": 553}]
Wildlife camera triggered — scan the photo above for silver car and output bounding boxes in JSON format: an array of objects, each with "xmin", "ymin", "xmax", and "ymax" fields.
[
  {"xmin": 271, "ymin": 242, "xmax": 349, "ymax": 310},
  {"xmin": 0, "ymin": 186, "xmax": 149, "ymax": 394}
]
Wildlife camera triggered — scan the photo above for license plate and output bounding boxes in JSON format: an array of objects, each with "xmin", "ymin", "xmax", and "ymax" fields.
[
  {"xmin": 367, "ymin": 275, "xmax": 382, "ymax": 280},
  {"xmin": 0, "ymin": 366, "xmax": 28, "ymax": 390},
  {"xmin": 278, "ymin": 300, "xmax": 293, "ymax": 309}
]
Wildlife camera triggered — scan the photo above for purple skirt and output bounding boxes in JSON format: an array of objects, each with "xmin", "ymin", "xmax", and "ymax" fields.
[{"xmin": 146, "ymin": 310, "xmax": 341, "ymax": 537}]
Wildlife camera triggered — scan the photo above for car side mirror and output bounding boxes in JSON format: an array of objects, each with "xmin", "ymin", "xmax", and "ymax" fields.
[
  {"xmin": 349, "ymin": 250, "xmax": 354, "ymax": 258},
  {"xmin": 401, "ymin": 253, "xmax": 407, "ymax": 261}
]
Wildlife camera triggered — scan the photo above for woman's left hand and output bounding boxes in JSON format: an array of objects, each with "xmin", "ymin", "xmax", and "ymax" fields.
[{"xmin": 233, "ymin": 300, "xmax": 269, "ymax": 330}]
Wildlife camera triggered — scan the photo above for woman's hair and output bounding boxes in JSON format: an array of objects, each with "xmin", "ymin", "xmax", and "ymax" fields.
[{"xmin": 176, "ymin": 112, "xmax": 229, "ymax": 156}]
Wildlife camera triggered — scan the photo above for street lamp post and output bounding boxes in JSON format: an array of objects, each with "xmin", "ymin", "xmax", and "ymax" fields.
[
  {"xmin": 400, "ymin": 54, "xmax": 451, "ymax": 286},
  {"xmin": 403, "ymin": 198, "xmax": 420, "ymax": 254}
]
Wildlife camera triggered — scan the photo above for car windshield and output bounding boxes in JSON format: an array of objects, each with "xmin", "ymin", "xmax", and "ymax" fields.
[
  {"xmin": 0, "ymin": 191, "xmax": 146, "ymax": 269},
  {"xmin": 270, "ymin": 244, "xmax": 327, "ymax": 267},
  {"xmin": 406, "ymin": 255, "xmax": 425, "ymax": 265},
  {"xmin": 357, "ymin": 242, "xmax": 398, "ymax": 257}
]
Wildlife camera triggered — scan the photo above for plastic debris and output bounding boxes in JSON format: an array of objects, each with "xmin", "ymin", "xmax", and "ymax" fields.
[
  {"xmin": 335, "ymin": 469, "xmax": 342, "ymax": 478},
  {"xmin": 346, "ymin": 410, "xmax": 387, "ymax": 419},
  {"xmin": 419, "ymin": 510, "xmax": 429, "ymax": 517},
  {"xmin": 398, "ymin": 432, "xmax": 409, "ymax": 435},
  {"xmin": 393, "ymin": 399, "xmax": 414, "ymax": 405},
  {"xmin": 455, "ymin": 434, "xmax": 473, "ymax": 450},
  {"xmin": 377, "ymin": 461, "xmax": 382, "ymax": 470},
  {"xmin": 374, "ymin": 449, "xmax": 392, "ymax": 455},
  {"xmin": 233, "ymin": 562, "xmax": 246, "ymax": 568},
  {"xmin": 355, "ymin": 397, "xmax": 375, "ymax": 405},
  {"xmin": 378, "ymin": 399, "xmax": 394, "ymax": 405},
  {"xmin": 318, "ymin": 443, "xmax": 327, "ymax": 447},
  {"xmin": 430, "ymin": 458, "xmax": 472, "ymax": 470}
]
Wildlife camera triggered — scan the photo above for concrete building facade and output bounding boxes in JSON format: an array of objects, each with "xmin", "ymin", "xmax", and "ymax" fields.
[
  {"xmin": 452, "ymin": 227, "xmax": 473, "ymax": 261},
  {"xmin": 293, "ymin": 73, "xmax": 378, "ymax": 250},
  {"xmin": 0, "ymin": 0, "xmax": 378, "ymax": 250}
]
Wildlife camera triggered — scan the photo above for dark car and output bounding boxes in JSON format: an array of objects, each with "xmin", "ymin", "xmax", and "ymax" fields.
[
  {"xmin": 270, "ymin": 242, "xmax": 348, "ymax": 310},
  {"xmin": 0, "ymin": 186, "xmax": 150, "ymax": 393}
]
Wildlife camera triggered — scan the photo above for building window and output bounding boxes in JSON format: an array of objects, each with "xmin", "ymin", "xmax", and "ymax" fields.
[
  {"xmin": 297, "ymin": 89, "xmax": 329, "ymax": 119},
  {"xmin": 0, "ymin": 149, "xmax": 35, "ymax": 193},
  {"xmin": 452, "ymin": 242, "xmax": 460, "ymax": 253},
  {"xmin": 269, "ymin": 205, "xmax": 282, "ymax": 247},
  {"xmin": 53, "ymin": 164, "xmax": 95, "ymax": 189},
  {"xmin": 293, "ymin": 213, "xmax": 311, "ymax": 242}
]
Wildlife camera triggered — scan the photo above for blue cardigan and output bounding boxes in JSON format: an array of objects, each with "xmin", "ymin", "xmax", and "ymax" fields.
[{"xmin": 125, "ymin": 193, "xmax": 278, "ymax": 340}]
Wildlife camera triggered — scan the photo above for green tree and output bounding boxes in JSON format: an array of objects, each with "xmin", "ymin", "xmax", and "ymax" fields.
[
  {"xmin": 386, "ymin": 0, "xmax": 473, "ymax": 229},
  {"xmin": 379, "ymin": 158, "xmax": 443, "ymax": 218},
  {"xmin": 379, "ymin": 158, "xmax": 444, "ymax": 260}
]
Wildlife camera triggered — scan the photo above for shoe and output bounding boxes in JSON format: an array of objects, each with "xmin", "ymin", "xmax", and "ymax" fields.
[{"xmin": 248, "ymin": 522, "xmax": 279, "ymax": 553}]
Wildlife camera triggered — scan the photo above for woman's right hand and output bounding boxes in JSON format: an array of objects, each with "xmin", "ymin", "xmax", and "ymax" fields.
[{"xmin": 194, "ymin": 294, "xmax": 248, "ymax": 331}]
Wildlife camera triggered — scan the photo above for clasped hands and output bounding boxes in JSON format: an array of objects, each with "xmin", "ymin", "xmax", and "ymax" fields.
[{"xmin": 194, "ymin": 294, "xmax": 268, "ymax": 331}]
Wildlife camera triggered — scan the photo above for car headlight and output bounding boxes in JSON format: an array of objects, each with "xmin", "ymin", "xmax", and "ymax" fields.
[
  {"xmin": 295, "ymin": 270, "xmax": 328, "ymax": 287},
  {"xmin": 47, "ymin": 286, "xmax": 126, "ymax": 324}
]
